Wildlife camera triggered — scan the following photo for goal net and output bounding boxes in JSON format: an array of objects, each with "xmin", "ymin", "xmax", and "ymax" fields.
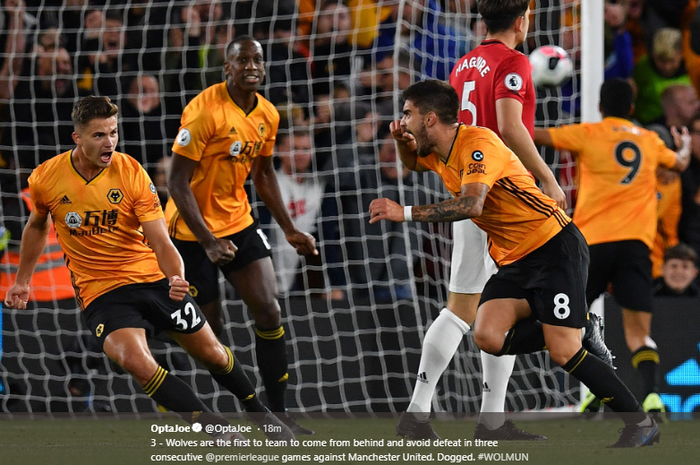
[{"xmin": 0, "ymin": 0, "xmax": 582, "ymax": 414}]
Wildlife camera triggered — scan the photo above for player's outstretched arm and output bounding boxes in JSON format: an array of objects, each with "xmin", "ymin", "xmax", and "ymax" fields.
[
  {"xmin": 369, "ymin": 183, "xmax": 489, "ymax": 224},
  {"xmin": 389, "ymin": 120, "xmax": 428, "ymax": 172},
  {"xmin": 141, "ymin": 218, "xmax": 193, "ymax": 301},
  {"xmin": 251, "ymin": 155, "xmax": 318, "ymax": 256},
  {"xmin": 3, "ymin": 211, "xmax": 50, "ymax": 309},
  {"xmin": 533, "ymin": 128, "xmax": 554, "ymax": 147},
  {"xmin": 497, "ymin": 99, "xmax": 566, "ymax": 209},
  {"xmin": 167, "ymin": 152, "xmax": 236, "ymax": 265},
  {"xmin": 670, "ymin": 126, "xmax": 691, "ymax": 172}
]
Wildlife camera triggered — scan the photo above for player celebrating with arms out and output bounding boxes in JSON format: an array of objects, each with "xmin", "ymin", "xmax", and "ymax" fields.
[
  {"xmin": 534, "ymin": 78, "xmax": 691, "ymax": 416},
  {"xmin": 165, "ymin": 35, "xmax": 316, "ymax": 434},
  {"xmin": 371, "ymin": 80, "xmax": 660, "ymax": 448},
  {"xmin": 4, "ymin": 96, "xmax": 293, "ymax": 441}
]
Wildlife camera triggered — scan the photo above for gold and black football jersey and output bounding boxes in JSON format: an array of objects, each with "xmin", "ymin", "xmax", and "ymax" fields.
[
  {"xmin": 417, "ymin": 125, "xmax": 570, "ymax": 267},
  {"xmin": 165, "ymin": 82, "xmax": 280, "ymax": 240},
  {"xmin": 29, "ymin": 150, "xmax": 165, "ymax": 308}
]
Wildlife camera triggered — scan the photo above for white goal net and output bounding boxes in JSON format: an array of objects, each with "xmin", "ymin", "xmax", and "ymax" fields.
[{"xmin": 0, "ymin": 0, "xmax": 582, "ymax": 414}]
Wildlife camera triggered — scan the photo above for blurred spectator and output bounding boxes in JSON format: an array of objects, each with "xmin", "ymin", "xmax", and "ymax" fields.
[
  {"xmin": 643, "ymin": 87, "xmax": 697, "ymax": 280},
  {"xmin": 311, "ymin": 92, "xmax": 353, "ymax": 171},
  {"xmin": 332, "ymin": 103, "xmax": 378, "ymax": 198},
  {"xmin": 633, "ymin": 28, "xmax": 692, "ymax": 125},
  {"xmin": 310, "ymin": 0, "xmax": 355, "ymax": 96},
  {"xmin": 149, "ymin": 155, "xmax": 172, "ymax": 208},
  {"xmin": 376, "ymin": 49, "xmax": 415, "ymax": 94},
  {"xmin": 644, "ymin": 0, "xmax": 694, "ymax": 32},
  {"xmin": 299, "ymin": 0, "xmax": 393, "ymax": 51},
  {"xmin": 161, "ymin": 1, "xmax": 228, "ymax": 114},
  {"xmin": 119, "ymin": 74, "xmax": 179, "ymax": 167},
  {"xmin": 199, "ymin": 21, "xmax": 234, "ymax": 89},
  {"xmin": 0, "ymin": 188, "xmax": 74, "ymax": 305},
  {"xmin": 356, "ymin": 49, "xmax": 417, "ymax": 127},
  {"xmin": 240, "ymin": 0, "xmax": 296, "ymax": 40},
  {"xmin": 0, "ymin": 0, "xmax": 28, "ymax": 103},
  {"xmin": 265, "ymin": 15, "xmax": 311, "ymax": 108},
  {"xmin": 343, "ymin": 132, "xmax": 418, "ymax": 302},
  {"xmin": 443, "ymin": 0, "xmax": 478, "ymax": 50},
  {"xmin": 625, "ymin": 0, "xmax": 648, "ymax": 62},
  {"xmin": 346, "ymin": 0, "xmax": 394, "ymax": 50},
  {"xmin": 679, "ymin": 115, "xmax": 700, "ymax": 262},
  {"xmin": 646, "ymin": 84, "xmax": 699, "ymax": 141},
  {"xmin": 604, "ymin": 0, "xmax": 635, "ymax": 79},
  {"xmin": 652, "ymin": 168, "xmax": 682, "ymax": 278},
  {"xmin": 627, "ymin": 0, "xmax": 694, "ymax": 63},
  {"xmin": 1, "ymin": 46, "xmax": 79, "ymax": 174},
  {"xmin": 383, "ymin": 0, "xmax": 467, "ymax": 81},
  {"xmin": 162, "ymin": 4, "xmax": 207, "ymax": 110},
  {"xmin": 76, "ymin": 9, "xmax": 137, "ymax": 97},
  {"xmin": 267, "ymin": 129, "xmax": 326, "ymax": 294},
  {"xmin": 33, "ymin": 24, "xmax": 64, "ymax": 54},
  {"xmin": 653, "ymin": 243, "xmax": 699, "ymax": 295}
]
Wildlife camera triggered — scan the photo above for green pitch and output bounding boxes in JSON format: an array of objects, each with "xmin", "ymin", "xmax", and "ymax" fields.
[{"xmin": 0, "ymin": 415, "xmax": 698, "ymax": 465}]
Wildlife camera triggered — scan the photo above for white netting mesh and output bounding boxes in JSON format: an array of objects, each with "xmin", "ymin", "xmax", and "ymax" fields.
[{"xmin": 0, "ymin": 0, "xmax": 582, "ymax": 414}]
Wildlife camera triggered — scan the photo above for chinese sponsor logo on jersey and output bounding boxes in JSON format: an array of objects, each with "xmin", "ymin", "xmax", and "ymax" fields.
[
  {"xmin": 66, "ymin": 209, "xmax": 120, "ymax": 236},
  {"xmin": 229, "ymin": 141, "xmax": 263, "ymax": 163}
]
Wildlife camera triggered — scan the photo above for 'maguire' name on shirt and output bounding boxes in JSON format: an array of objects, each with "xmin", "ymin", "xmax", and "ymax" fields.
[{"xmin": 453, "ymin": 56, "xmax": 491, "ymax": 78}]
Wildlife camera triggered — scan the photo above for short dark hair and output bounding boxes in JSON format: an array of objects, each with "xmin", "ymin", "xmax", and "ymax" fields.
[
  {"xmin": 402, "ymin": 80, "xmax": 459, "ymax": 125},
  {"xmin": 600, "ymin": 78, "xmax": 634, "ymax": 118},
  {"xmin": 226, "ymin": 35, "xmax": 259, "ymax": 58},
  {"xmin": 71, "ymin": 96, "xmax": 119, "ymax": 129},
  {"xmin": 664, "ymin": 243, "xmax": 698, "ymax": 265},
  {"xmin": 477, "ymin": 0, "xmax": 529, "ymax": 34},
  {"xmin": 276, "ymin": 127, "xmax": 312, "ymax": 148}
]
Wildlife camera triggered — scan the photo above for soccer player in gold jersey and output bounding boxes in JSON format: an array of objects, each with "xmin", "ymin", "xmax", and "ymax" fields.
[
  {"xmin": 534, "ymin": 78, "xmax": 690, "ymax": 416},
  {"xmin": 3, "ymin": 95, "xmax": 293, "ymax": 441},
  {"xmin": 165, "ymin": 36, "xmax": 316, "ymax": 434},
  {"xmin": 370, "ymin": 80, "xmax": 659, "ymax": 448}
]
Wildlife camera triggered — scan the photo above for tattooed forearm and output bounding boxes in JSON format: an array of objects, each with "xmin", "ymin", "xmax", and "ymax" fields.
[{"xmin": 413, "ymin": 195, "xmax": 483, "ymax": 222}]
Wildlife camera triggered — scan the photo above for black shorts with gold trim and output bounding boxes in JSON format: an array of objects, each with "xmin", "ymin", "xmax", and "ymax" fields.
[
  {"xmin": 586, "ymin": 239, "xmax": 653, "ymax": 313},
  {"xmin": 83, "ymin": 278, "xmax": 207, "ymax": 350},
  {"xmin": 480, "ymin": 223, "xmax": 589, "ymax": 328},
  {"xmin": 171, "ymin": 219, "xmax": 272, "ymax": 306}
]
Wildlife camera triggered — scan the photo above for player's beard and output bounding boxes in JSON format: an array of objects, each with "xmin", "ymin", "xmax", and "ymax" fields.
[{"xmin": 415, "ymin": 122, "xmax": 434, "ymax": 157}]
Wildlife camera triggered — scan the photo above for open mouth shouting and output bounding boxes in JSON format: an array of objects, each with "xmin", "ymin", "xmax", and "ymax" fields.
[{"xmin": 100, "ymin": 151, "xmax": 113, "ymax": 164}]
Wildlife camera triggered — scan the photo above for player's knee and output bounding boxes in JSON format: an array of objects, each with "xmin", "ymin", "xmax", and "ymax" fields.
[
  {"xmin": 116, "ymin": 351, "xmax": 156, "ymax": 382},
  {"xmin": 251, "ymin": 302, "xmax": 281, "ymax": 328},
  {"xmin": 473, "ymin": 326, "xmax": 504, "ymax": 355},
  {"xmin": 199, "ymin": 344, "xmax": 229, "ymax": 372},
  {"xmin": 547, "ymin": 343, "xmax": 580, "ymax": 366}
]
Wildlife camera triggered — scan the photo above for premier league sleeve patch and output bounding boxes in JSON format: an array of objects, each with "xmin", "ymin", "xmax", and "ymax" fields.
[
  {"xmin": 505, "ymin": 73, "xmax": 523, "ymax": 91},
  {"xmin": 176, "ymin": 128, "xmax": 191, "ymax": 146}
]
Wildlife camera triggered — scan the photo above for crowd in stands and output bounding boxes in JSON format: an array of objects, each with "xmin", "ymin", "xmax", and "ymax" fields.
[{"xmin": 0, "ymin": 0, "xmax": 699, "ymax": 302}]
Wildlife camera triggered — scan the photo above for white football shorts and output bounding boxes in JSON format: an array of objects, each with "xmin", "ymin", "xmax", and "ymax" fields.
[{"xmin": 448, "ymin": 219, "xmax": 498, "ymax": 294}]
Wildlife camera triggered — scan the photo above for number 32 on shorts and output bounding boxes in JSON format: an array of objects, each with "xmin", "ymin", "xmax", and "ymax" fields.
[
  {"xmin": 170, "ymin": 301, "xmax": 202, "ymax": 330},
  {"xmin": 553, "ymin": 293, "xmax": 571, "ymax": 319}
]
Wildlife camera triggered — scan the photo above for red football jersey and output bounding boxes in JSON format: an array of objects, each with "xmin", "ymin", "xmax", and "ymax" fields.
[{"xmin": 449, "ymin": 40, "xmax": 535, "ymax": 137}]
